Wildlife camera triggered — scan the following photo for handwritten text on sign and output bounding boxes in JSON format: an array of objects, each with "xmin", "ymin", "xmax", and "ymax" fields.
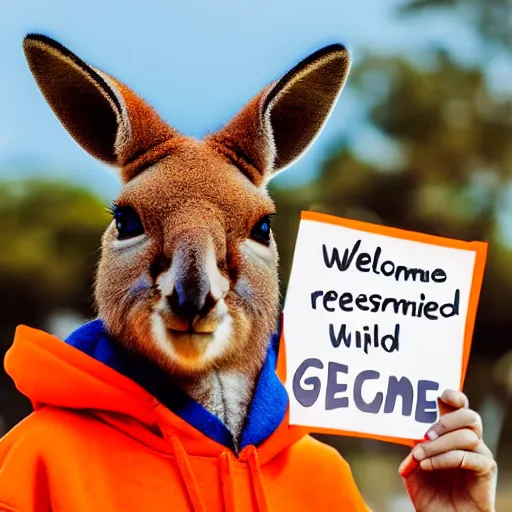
[{"xmin": 283, "ymin": 213, "xmax": 486, "ymax": 442}]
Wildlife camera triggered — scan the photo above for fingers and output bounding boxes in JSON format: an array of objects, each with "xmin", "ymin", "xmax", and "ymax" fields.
[
  {"xmin": 425, "ymin": 407, "xmax": 483, "ymax": 440},
  {"xmin": 413, "ymin": 429, "xmax": 491, "ymax": 462},
  {"xmin": 399, "ymin": 389, "xmax": 497, "ymax": 480},
  {"xmin": 398, "ymin": 452, "xmax": 419, "ymax": 478},
  {"xmin": 438, "ymin": 389, "xmax": 469, "ymax": 413},
  {"xmin": 418, "ymin": 450, "xmax": 497, "ymax": 477}
]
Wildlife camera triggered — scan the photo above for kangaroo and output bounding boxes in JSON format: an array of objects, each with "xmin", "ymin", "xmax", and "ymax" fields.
[
  {"xmin": 21, "ymin": 35, "xmax": 350, "ymax": 441},
  {"xmin": 0, "ymin": 34, "xmax": 498, "ymax": 512}
]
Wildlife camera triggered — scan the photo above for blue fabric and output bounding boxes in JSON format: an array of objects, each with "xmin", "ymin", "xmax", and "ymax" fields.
[{"xmin": 65, "ymin": 319, "xmax": 288, "ymax": 451}]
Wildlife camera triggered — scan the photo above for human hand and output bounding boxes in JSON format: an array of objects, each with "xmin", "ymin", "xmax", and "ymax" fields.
[{"xmin": 399, "ymin": 389, "xmax": 497, "ymax": 511}]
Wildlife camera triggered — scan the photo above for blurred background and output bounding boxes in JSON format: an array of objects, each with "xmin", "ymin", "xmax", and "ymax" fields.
[{"xmin": 1, "ymin": 0, "xmax": 511, "ymax": 509}]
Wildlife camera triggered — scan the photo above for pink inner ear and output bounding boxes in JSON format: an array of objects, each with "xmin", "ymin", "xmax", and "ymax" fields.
[
  {"xmin": 205, "ymin": 45, "xmax": 350, "ymax": 183},
  {"xmin": 23, "ymin": 35, "xmax": 180, "ymax": 182},
  {"xmin": 23, "ymin": 39, "xmax": 120, "ymax": 164},
  {"xmin": 266, "ymin": 52, "xmax": 348, "ymax": 170}
]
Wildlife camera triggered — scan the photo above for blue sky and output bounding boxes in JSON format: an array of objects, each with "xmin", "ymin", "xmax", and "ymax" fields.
[{"xmin": 0, "ymin": 0, "xmax": 486, "ymax": 202}]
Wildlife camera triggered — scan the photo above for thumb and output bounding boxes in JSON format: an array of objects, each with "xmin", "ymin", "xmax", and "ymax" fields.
[{"xmin": 438, "ymin": 395, "xmax": 460, "ymax": 417}]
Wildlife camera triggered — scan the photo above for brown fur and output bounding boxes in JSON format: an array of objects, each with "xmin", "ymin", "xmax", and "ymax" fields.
[{"xmin": 22, "ymin": 34, "xmax": 351, "ymax": 443}]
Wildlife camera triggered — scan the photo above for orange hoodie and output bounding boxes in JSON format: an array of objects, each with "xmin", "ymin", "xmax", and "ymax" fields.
[{"xmin": 0, "ymin": 320, "xmax": 370, "ymax": 512}]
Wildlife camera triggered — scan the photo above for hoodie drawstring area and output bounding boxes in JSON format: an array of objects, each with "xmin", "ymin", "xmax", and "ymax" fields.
[
  {"xmin": 169, "ymin": 434, "xmax": 270, "ymax": 512},
  {"xmin": 219, "ymin": 451, "xmax": 237, "ymax": 512},
  {"xmin": 169, "ymin": 434, "xmax": 206, "ymax": 512},
  {"xmin": 245, "ymin": 446, "xmax": 270, "ymax": 512},
  {"xmin": 219, "ymin": 448, "xmax": 269, "ymax": 512}
]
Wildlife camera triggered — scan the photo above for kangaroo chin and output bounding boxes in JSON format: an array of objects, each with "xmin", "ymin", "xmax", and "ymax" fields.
[
  {"xmin": 22, "ymin": 33, "xmax": 351, "ymax": 445},
  {"xmin": 150, "ymin": 310, "xmax": 234, "ymax": 370}
]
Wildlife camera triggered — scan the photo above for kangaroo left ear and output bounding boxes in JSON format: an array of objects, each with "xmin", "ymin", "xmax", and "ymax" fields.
[
  {"xmin": 22, "ymin": 34, "xmax": 179, "ymax": 182},
  {"xmin": 207, "ymin": 44, "xmax": 351, "ymax": 185}
]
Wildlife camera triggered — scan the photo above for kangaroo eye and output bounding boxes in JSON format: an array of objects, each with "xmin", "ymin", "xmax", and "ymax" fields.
[
  {"xmin": 112, "ymin": 205, "xmax": 144, "ymax": 240},
  {"xmin": 250, "ymin": 215, "xmax": 272, "ymax": 246}
]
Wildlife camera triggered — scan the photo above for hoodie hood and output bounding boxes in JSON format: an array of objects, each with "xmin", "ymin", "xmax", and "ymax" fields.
[{"xmin": 5, "ymin": 320, "xmax": 307, "ymax": 463}]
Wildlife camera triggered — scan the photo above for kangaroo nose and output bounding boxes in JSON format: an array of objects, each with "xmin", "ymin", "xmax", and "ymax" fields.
[{"xmin": 167, "ymin": 276, "xmax": 215, "ymax": 327}]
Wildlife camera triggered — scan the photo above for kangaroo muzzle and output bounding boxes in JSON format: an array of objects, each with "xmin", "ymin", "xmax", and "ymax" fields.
[
  {"xmin": 168, "ymin": 264, "xmax": 216, "ymax": 328},
  {"xmin": 162, "ymin": 230, "xmax": 229, "ymax": 334}
]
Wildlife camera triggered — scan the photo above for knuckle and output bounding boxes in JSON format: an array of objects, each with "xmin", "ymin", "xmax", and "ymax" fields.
[
  {"xmin": 417, "ymin": 442, "xmax": 433, "ymax": 459},
  {"xmin": 442, "ymin": 389, "xmax": 469, "ymax": 408},
  {"xmin": 465, "ymin": 410, "xmax": 483, "ymax": 433},
  {"xmin": 420, "ymin": 457, "xmax": 434, "ymax": 471},
  {"xmin": 453, "ymin": 450, "xmax": 467, "ymax": 467},
  {"xmin": 423, "ymin": 444, "xmax": 433, "ymax": 457},
  {"xmin": 467, "ymin": 409, "xmax": 481, "ymax": 425},
  {"xmin": 460, "ymin": 392, "xmax": 470, "ymax": 408},
  {"xmin": 429, "ymin": 456, "xmax": 439, "ymax": 470},
  {"xmin": 480, "ymin": 442, "xmax": 495, "ymax": 459},
  {"xmin": 463, "ymin": 429, "xmax": 480, "ymax": 449},
  {"xmin": 477, "ymin": 454, "xmax": 497, "ymax": 477}
]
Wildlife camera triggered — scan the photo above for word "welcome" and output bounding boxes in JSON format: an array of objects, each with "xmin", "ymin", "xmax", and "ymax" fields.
[{"xmin": 323, "ymin": 240, "xmax": 447, "ymax": 283}]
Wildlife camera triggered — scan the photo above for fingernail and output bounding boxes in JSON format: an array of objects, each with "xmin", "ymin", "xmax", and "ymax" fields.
[
  {"xmin": 424, "ymin": 421, "xmax": 443, "ymax": 440},
  {"xmin": 425, "ymin": 429, "xmax": 439, "ymax": 440},
  {"xmin": 412, "ymin": 445, "xmax": 426, "ymax": 461}
]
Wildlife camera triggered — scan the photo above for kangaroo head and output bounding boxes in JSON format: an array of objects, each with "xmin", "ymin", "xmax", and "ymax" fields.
[{"xmin": 23, "ymin": 34, "xmax": 351, "ymax": 378}]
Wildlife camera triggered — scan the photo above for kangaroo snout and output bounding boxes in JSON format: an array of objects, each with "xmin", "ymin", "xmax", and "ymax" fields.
[
  {"xmin": 167, "ymin": 273, "xmax": 216, "ymax": 330},
  {"xmin": 158, "ymin": 228, "xmax": 230, "ymax": 336}
]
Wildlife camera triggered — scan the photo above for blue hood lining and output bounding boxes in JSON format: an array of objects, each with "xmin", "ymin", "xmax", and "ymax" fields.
[{"xmin": 65, "ymin": 319, "xmax": 288, "ymax": 452}]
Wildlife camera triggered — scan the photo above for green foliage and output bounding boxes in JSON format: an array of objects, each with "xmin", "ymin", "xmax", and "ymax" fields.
[
  {"xmin": 0, "ymin": 179, "xmax": 109, "ymax": 338},
  {"xmin": 0, "ymin": 179, "xmax": 110, "ymax": 428}
]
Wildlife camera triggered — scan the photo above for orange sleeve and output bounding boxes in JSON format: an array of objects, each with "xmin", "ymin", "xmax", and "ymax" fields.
[{"xmin": 0, "ymin": 416, "xmax": 51, "ymax": 512}]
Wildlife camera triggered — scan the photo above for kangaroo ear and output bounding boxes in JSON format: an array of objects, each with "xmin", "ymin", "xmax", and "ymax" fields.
[
  {"xmin": 23, "ymin": 34, "xmax": 178, "ymax": 182},
  {"xmin": 207, "ymin": 44, "xmax": 351, "ymax": 185}
]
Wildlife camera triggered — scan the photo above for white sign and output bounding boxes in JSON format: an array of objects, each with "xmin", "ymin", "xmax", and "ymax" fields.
[{"xmin": 283, "ymin": 212, "xmax": 487, "ymax": 444}]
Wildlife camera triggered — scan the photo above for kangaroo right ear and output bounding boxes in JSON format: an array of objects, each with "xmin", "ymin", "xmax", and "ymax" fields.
[
  {"xmin": 23, "ymin": 34, "xmax": 178, "ymax": 182},
  {"xmin": 207, "ymin": 44, "xmax": 351, "ymax": 186}
]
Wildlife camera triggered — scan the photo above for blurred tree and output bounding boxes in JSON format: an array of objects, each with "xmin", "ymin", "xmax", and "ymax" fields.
[
  {"xmin": 398, "ymin": 0, "xmax": 512, "ymax": 52},
  {"xmin": 0, "ymin": 179, "xmax": 109, "ymax": 429}
]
